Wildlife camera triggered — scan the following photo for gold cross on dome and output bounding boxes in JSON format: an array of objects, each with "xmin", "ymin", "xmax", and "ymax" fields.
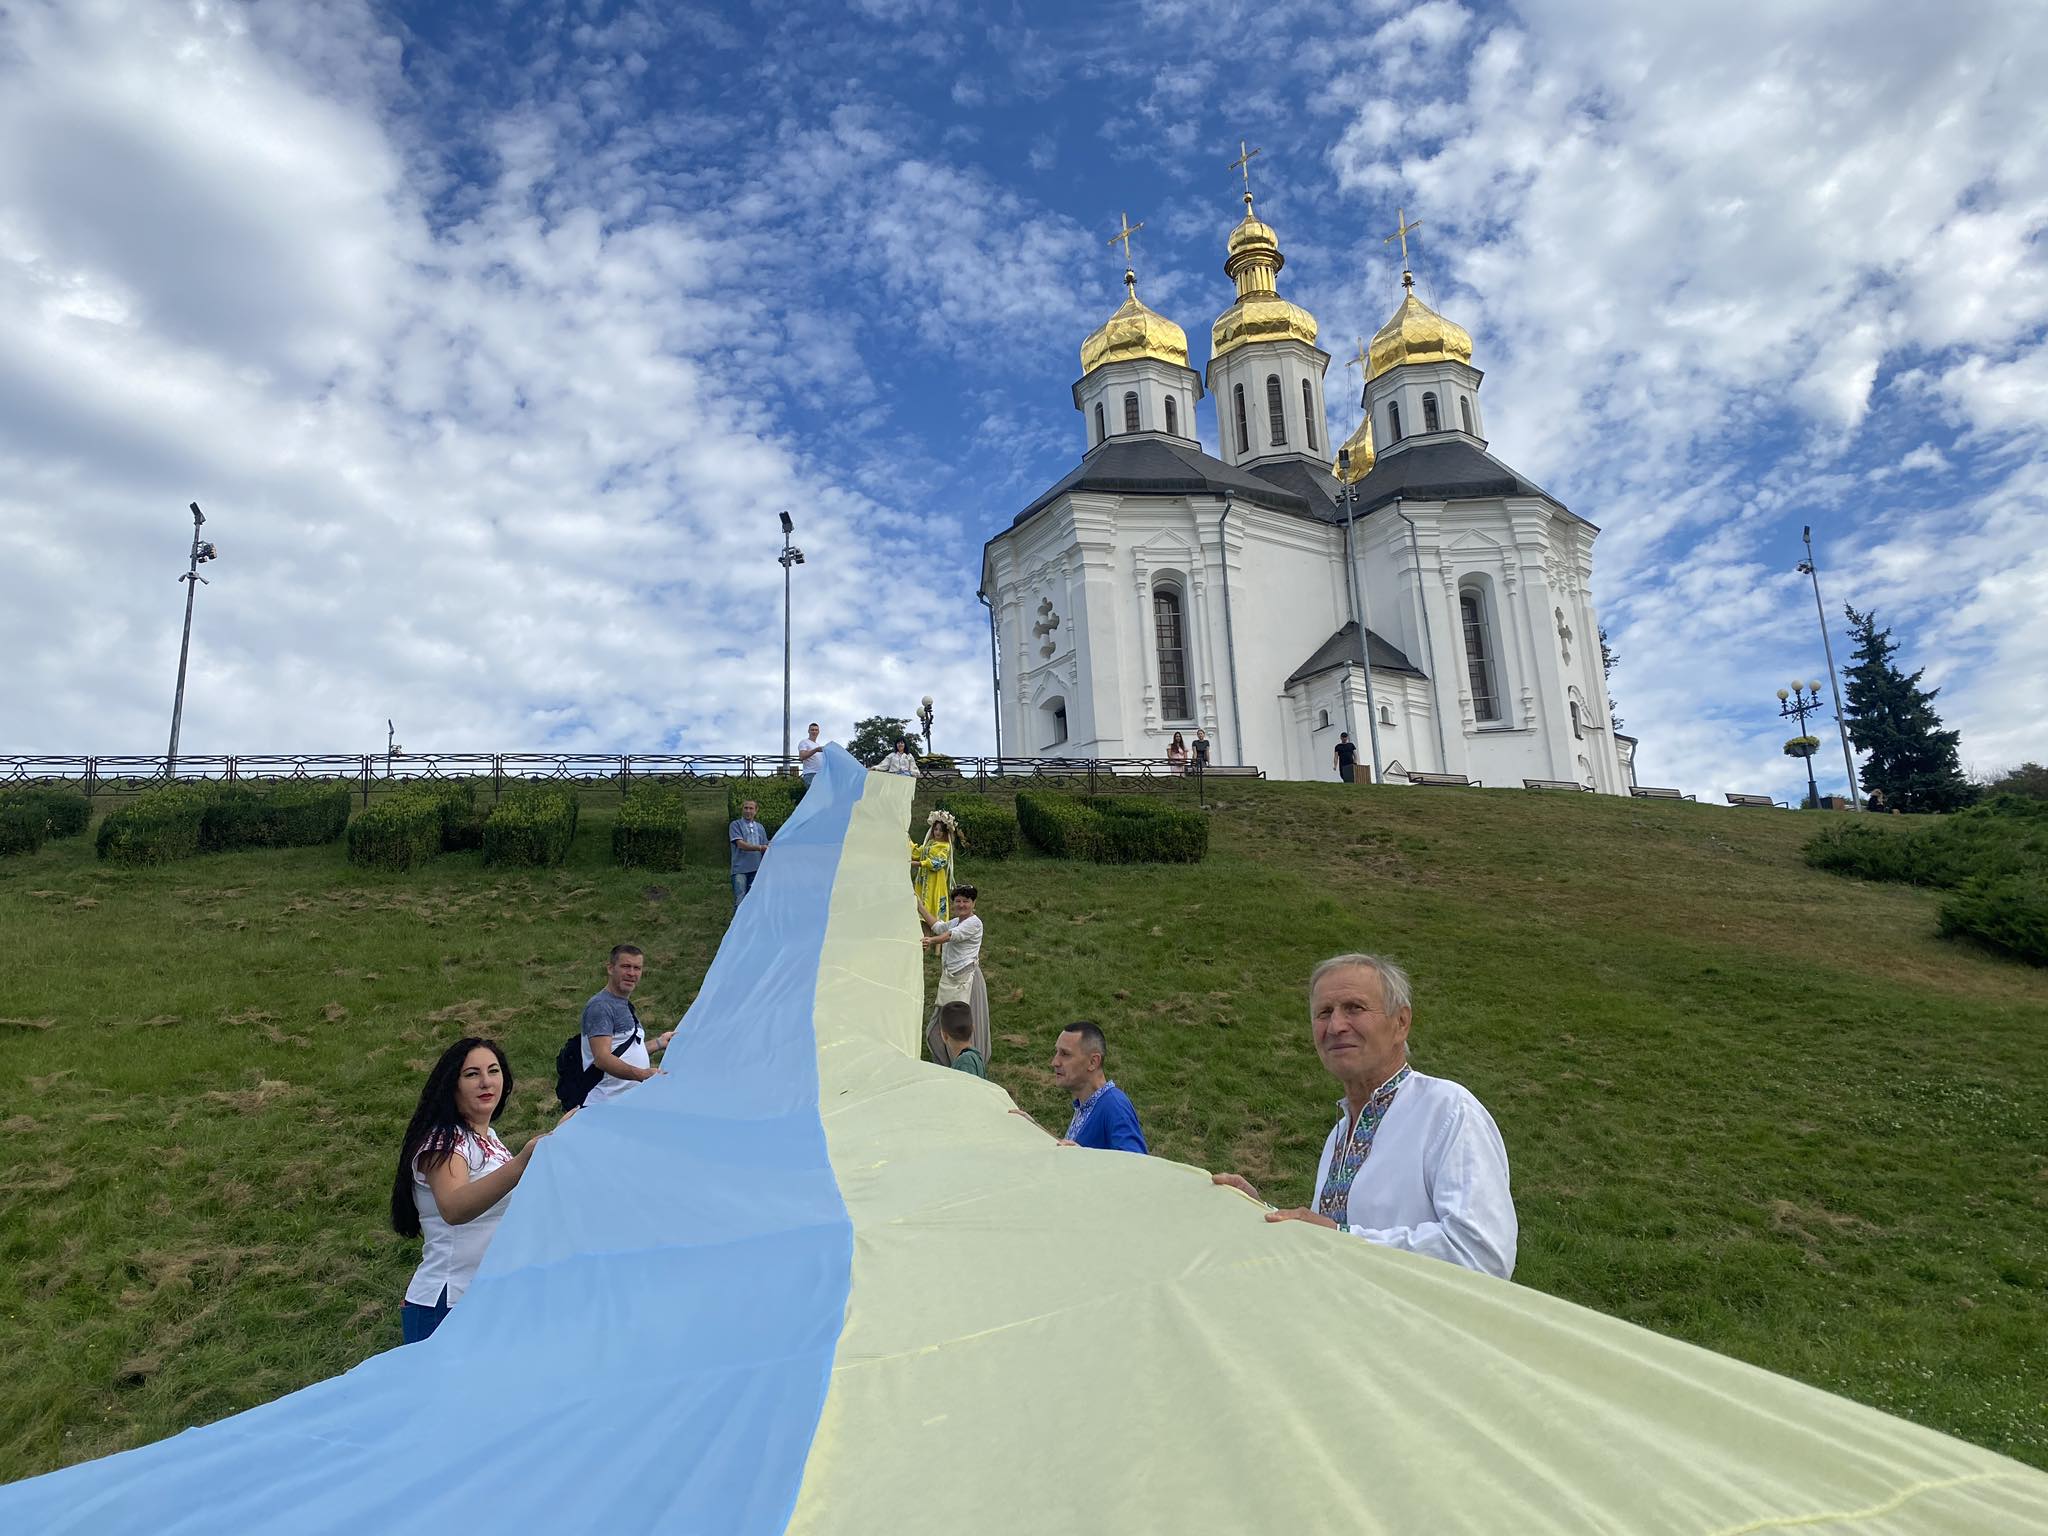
[
  {"xmin": 1108, "ymin": 211, "xmax": 1144, "ymax": 263},
  {"xmin": 1383, "ymin": 208, "xmax": 1423, "ymax": 269},
  {"xmin": 1347, "ymin": 336, "xmax": 1369, "ymax": 374},
  {"xmin": 1229, "ymin": 139, "xmax": 1262, "ymax": 202}
]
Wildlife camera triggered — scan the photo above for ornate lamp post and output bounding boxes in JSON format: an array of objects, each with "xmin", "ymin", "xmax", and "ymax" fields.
[
  {"xmin": 1797, "ymin": 526, "xmax": 1861, "ymax": 810},
  {"xmin": 778, "ymin": 511, "xmax": 805, "ymax": 769},
  {"xmin": 165, "ymin": 501, "xmax": 219, "ymax": 778},
  {"xmin": 1778, "ymin": 679, "xmax": 1826, "ymax": 809},
  {"xmin": 917, "ymin": 695, "xmax": 935, "ymax": 755}
]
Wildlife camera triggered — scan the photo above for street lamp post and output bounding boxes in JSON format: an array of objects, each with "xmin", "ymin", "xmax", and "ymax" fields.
[
  {"xmin": 917, "ymin": 695, "xmax": 935, "ymax": 756},
  {"xmin": 1777, "ymin": 680, "xmax": 1826, "ymax": 809},
  {"xmin": 165, "ymin": 501, "xmax": 219, "ymax": 778},
  {"xmin": 1797, "ymin": 526, "xmax": 1862, "ymax": 811},
  {"xmin": 778, "ymin": 511, "xmax": 805, "ymax": 770}
]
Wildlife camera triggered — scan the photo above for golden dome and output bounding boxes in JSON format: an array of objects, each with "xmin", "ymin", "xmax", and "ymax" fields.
[
  {"xmin": 1212, "ymin": 196, "xmax": 1318, "ymax": 360},
  {"xmin": 1337, "ymin": 411, "xmax": 1375, "ymax": 482},
  {"xmin": 1368, "ymin": 277, "xmax": 1473, "ymax": 379},
  {"xmin": 1080, "ymin": 272, "xmax": 1190, "ymax": 374}
]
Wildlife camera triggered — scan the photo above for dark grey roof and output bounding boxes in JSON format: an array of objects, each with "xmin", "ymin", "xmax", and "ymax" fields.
[
  {"xmin": 1242, "ymin": 456, "xmax": 1345, "ymax": 519},
  {"xmin": 1010, "ymin": 436, "xmax": 1315, "ymax": 528},
  {"xmin": 1346, "ymin": 438, "xmax": 1565, "ymax": 516},
  {"xmin": 1286, "ymin": 620, "xmax": 1426, "ymax": 686}
]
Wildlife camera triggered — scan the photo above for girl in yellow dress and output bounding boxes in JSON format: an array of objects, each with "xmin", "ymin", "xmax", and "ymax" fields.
[{"xmin": 910, "ymin": 811, "xmax": 959, "ymax": 923}]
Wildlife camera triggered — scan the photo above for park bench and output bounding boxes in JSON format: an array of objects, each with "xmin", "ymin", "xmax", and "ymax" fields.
[
  {"xmin": 1725, "ymin": 792, "xmax": 1787, "ymax": 808},
  {"xmin": 1629, "ymin": 785, "xmax": 1695, "ymax": 801},
  {"xmin": 1196, "ymin": 765, "xmax": 1264, "ymax": 779},
  {"xmin": 1406, "ymin": 772, "xmax": 1479, "ymax": 788},
  {"xmin": 1523, "ymin": 778, "xmax": 1590, "ymax": 792}
]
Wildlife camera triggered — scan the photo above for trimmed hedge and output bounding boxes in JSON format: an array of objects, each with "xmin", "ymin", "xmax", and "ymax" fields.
[
  {"xmin": 2, "ymin": 788, "xmax": 92, "ymax": 841},
  {"xmin": 96, "ymin": 786, "xmax": 209, "ymax": 866},
  {"xmin": 1, "ymin": 803, "xmax": 47, "ymax": 857},
  {"xmin": 346, "ymin": 792, "xmax": 445, "ymax": 871},
  {"xmin": 483, "ymin": 784, "xmax": 579, "ymax": 867},
  {"xmin": 199, "ymin": 781, "xmax": 351, "ymax": 852},
  {"xmin": 614, "ymin": 783, "xmax": 689, "ymax": 870},
  {"xmin": 933, "ymin": 794, "xmax": 1016, "ymax": 860},
  {"xmin": 1015, "ymin": 791, "xmax": 1209, "ymax": 864},
  {"xmin": 1939, "ymin": 869, "xmax": 2048, "ymax": 967},
  {"xmin": 730, "ymin": 776, "xmax": 807, "ymax": 835}
]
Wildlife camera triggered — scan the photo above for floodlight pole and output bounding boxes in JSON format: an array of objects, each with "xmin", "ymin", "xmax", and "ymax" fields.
[
  {"xmin": 779, "ymin": 511, "xmax": 802, "ymax": 769},
  {"xmin": 1799, "ymin": 525, "xmax": 1862, "ymax": 810},
  {"xmin": 165, "ymin": 501, "xmax": 211, "ymax": 778}
]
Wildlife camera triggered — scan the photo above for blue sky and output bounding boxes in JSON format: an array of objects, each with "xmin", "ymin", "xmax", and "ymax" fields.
[{"xmin": 1, "ymin": 0, "xmax": 2043, "ymax": 802}]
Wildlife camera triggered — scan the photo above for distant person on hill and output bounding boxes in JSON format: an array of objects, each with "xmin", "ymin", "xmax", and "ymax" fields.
[
  {"xmin": 920, "ymin": 884, "xmax": 989, "ymax": 1066},
  {"xmin": 936, "ymin": 1001, "xmax": 985, "ymax": 1078},
  {"xmin": 1333, "ymin": 731, "xmax": 1358, "ymax": 783},
  {"xmin": 1211, "ymin": 953, "xmax": 1515, "ymax": 1278},
  {"xmin": 730, "ymin": 798, "xmax": 770, "ymax": 903},
  {"xmin": 911, "ymin": 809, "xmax": 958, "ymax": 923},
  {"xmin": 1052, "ymin": 1021, "xmax": 1147, "ymax": 1154},
  {"xmin": 392, "ymin": 1036, "xmax": 565, "ymax": 1343},
  {"xmin": 1191, "ymin": 728, "xmax": 1211, "ymax": 769},
  {"xmin": 880, "ymin": 737, "xmax": 921, "ymax": 776},
  {"xmin": 797, "ymin": 722, "xmax": 828, "ymax": 780},
  {"xmin": 580, "ymin": 944, "xmax": 677, "ymax": 1106},
  {"xmin": 1167, "ymin": 731, "xmax": 1188, "ymax": 773}
]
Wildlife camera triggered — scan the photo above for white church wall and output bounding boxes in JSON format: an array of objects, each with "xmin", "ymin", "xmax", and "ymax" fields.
[
  {"xmin": 1075, "ymin": 360, "xmax": 1202, "ymax": 453},
  {"xmin": 1367, "ymin": 359, "xmax": 1485, "ymax": 449},
  {"xmin": 1208, "ymin": 339, "xmax": 1334, "ymax": 468},
  {"xmin": 1215, "ymin": 504, "xmax": 1349, "ymax": 771}
]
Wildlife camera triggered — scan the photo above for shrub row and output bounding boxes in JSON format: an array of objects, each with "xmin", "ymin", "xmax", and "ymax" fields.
[
  {"xmin": 96, "ymin": 786, "xmax": 210, "ymax": 866},
  {"xmin": 933, "ymin": 794, "xmax": 1016, "ymax": 860},
  {"xmin": 198, "ymin": 781, "xmax": 352, "ymax": 852},
  {"xmin": 1804, "ymin": 796, "xmax": 2048, "ymax": 967},
  {"xmin": 613, "ymin": 783, "xmax": 689, "ymax": 870},
  {"xmin": 1015, "ymin": 791, "xmax": 1209, "ymax": 864},
  {"xmin": 0, "ymin": 787, "xmax": 93, "ymax": 856},
  {"xmin": 346, "ymin": 780, "xmax": 480, "ymax": 871},
  {"xmin": 731, "ymin": 776, "xmax": 807, "ymax": 835},
  {"xmin": 0, "ymin": 803, "xmax": 46, "ymax": 857},
  {"xmin": 483, "ymin": 784, "xmax": 579, "ymax": 867}
]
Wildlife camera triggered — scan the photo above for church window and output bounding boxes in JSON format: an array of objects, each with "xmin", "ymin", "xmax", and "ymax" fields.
[
  {"xmin": 1266, "ymin": 375, "xmax": 1286, "ymax": 447},
  {"xmin": 1379, "ymin": 704, "xmax": 1394, "ymax": 726},
  {"xmin": 1571, "ymin": 700, "xmax": 1584, "ymax": 739},
  {"xmin": 1094, "ymin": 402, "xmax": 1105, "ymax": 444},
  {"xmin": 1043, "ymin": 696, "xmax": 1069, "ymax": 748},
  {"xmin": 1153, "ymin": 587, "xmax": 1192, "ymax": 720},
  {"xmin": 1460, "ymin": 587, "xmax": 1501, "ymax": 723},
  {"xmin": 1423, "ymin": 392, "xmax": 1440, "ymax": 432},
  {"xmin": 1302, "ymin": 380, "xmax": 1319, "ymax": 451},
  {"xmin": 1233, "ymin": 385, "xmax": 1249, "ymax": 454},
  {"xmin": 1388, "ymin": 401, "xmax": 1403, "ymax": 443},
  {"xmin": 1459, "ymin": 396, "xmax": 1474, "ymax": 435},
  {"xmin": 1318, "ymin": 709, "xmax": 1330, "ymax": 728},
  {"xmin": 1123, "ymin": 391, "xmax": 1140, "ymax": 433},
  {"xmin": 1165, "ymin": 395, "xmax": 1179, "ymax": 436}
]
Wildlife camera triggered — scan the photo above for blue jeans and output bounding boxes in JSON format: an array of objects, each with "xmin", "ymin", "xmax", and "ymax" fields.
[
  {"xmin": 731, "ymin": 870, "xmax": 756, "ymax": 901},
  {"xmin": 401, "ymin": 1286, "xmax": 450, "ymax": 1344}
]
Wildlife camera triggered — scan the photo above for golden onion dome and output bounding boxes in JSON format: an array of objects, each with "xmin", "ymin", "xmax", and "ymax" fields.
[
  {"xmin": 1337, "ymin": 411, "xmax": 1375, "ymax": 482},
  {"xmin": 1080, "ymin": 272, "xmax": 1190, "ymax": 374},
  {"xmin": 1368, "ymin": 276, "xmax": 1473, "ymax": 379},
  {"xmin": 1212, "ymin": 196, "xmax": 1319, "ymax": 360}
]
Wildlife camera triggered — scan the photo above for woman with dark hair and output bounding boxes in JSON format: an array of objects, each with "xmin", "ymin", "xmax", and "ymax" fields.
[{"xmin": 390, "ymin": 1036, "xmax": 561, "ymax": 1343}]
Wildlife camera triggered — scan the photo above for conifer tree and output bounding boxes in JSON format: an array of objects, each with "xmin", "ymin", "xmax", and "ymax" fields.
[
  {"xmin": 1840, "ymin": 606, "xmax": 1973, "ymax": 813},
  {"xmin": 1599, "ymin": 625, "xmax": 1622, "ymax": 732}
]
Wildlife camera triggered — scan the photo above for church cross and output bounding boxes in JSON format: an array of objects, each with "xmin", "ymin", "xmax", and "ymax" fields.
[
  {"xmin": 1346, "ymin": 336, "xmax": 1369, "ymax": 374},
  {"xmin": 1108, "ymin": 211, "xmax": 1144, "ymax": 263},
  {"xmin": 1383, "ymin": 208, "xmax": 1423, "ymax": 270},
  {"xmin": 1229, "ymin": 139, "xmax": 1262, "ymax": 205}
]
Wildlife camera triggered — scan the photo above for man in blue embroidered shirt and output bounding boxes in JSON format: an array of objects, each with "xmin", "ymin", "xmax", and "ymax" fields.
[
  {"xmin": 1211, "ymin": 953, "xmax": 1516, "ymax": 1278},
  {"xmin": 1051, "ymin": 1021, "xmax": 1147, "ymax": 1154}
]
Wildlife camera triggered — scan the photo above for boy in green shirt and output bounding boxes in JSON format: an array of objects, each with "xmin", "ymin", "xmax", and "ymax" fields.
[{"xmin": 938, "ymin": 1001, "xmax": 984, "ymax": 1078}]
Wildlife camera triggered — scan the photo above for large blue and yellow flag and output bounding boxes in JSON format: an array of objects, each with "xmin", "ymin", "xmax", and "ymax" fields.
[{"xmin": 3, "ymin": 749, "xmax": 2045, "ymax": 1532}]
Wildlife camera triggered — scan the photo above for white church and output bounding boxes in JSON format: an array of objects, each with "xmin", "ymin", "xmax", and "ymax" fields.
[{"xmin": 979, "ymin": 187, "xmax": 1632, "ymax": 791}]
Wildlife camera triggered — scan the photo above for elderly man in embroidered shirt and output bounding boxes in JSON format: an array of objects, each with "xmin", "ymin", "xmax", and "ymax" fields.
[{"xmin": 1212, "ymin": 953, "xmax": 1515, "ymax": 1278}]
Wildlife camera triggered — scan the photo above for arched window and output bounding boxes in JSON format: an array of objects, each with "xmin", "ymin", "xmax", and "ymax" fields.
[
  {"xmin": 1153, "ymin": 587, "xmax": 1192, "ymax": 720},
  {"xmin": 1094, "ymin": 402, "xmax": 1105, "ymax": 444},
  {"xmin": 1379, "ymin": 704, "xmax": 1393, "ymax": 726},
  {"xmin": 1123, "ymin": 391, "xmax": 1140, "ymax": 433},
  {"xmin": 1301, "ymin": 379, "xmax": 1319, "ymax": 450},
  {"xmin": 1233, "ymin": 384, "xmax": 1249, "ymax": 454},
  {"xmin": 1318, "ymin": 708, "xmax": 1331, "ymax": 729},
  {"xmin": 1423, "ymin": 392, "xmax": 1440, "ymax": 432},
  {"xmin": 1266, "ymin": 374, "xmax": 1286, "ymax": 447},
  {"xmin": 1570, "ymin": 700, "xmax": 1584, "ymax": 739},
  {"xmin": 1460, "ymin": 587, "xmax": 1500, "ymax": 723},
  {"xmin": 1459, "ymin": 396, "xmax": 1474, "ymax": 435},
  {"xmin": 1043, "ymin": 696, "xmax": 1069, "ymax": 748},
  {"xmin": 1388, "ymin": 401, "xmax": 1403, "ymax": 443},
  {"xmin": 1165, "ymin": 395, "xmax": 1179, "ymax": 436}
]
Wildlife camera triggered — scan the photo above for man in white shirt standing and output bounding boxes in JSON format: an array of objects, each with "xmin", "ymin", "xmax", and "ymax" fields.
[
  {"xmin": 1212, "ymin": 952, "xmax": 1516, "ymax": 1278},
  {"xmin": 797, "ymin": 722, "xmax": 828, "ymax": 780}
]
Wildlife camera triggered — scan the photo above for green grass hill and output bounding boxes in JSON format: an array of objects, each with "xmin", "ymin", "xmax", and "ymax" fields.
[{"xmin": 1, "ymin": 780, "xmax": 2042, "ymax": 1482}]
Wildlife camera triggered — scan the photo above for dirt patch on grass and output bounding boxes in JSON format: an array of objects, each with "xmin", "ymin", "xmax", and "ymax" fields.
[
  {"xmin": 424, "ymin": 998, "xmax": 528, "ymax": 1031},
  {"xmin": 1768, "ymin": 1198, "xmax": 1880, "ymax": 1265},
  {"xmin": 0, "ymin": 1162, "xmax": 77, "ymax": 1194},
  {"xmin": 204, "ymin": 1077, "xmax": 296, "ymax": 1113},
  {"xmin": 140, "ymin": 1014, "xmax": 182, "ymax": 1028},
  {"xmin": 1, "ymin": 1016, "xmax": 55, "ymax": 1030},
  {"xmin": 321, "ymin": 1002, "xmax": 348, "ymax": 1022},
  {"xmin": 2, "ymin": 1114, "xmax": 41, "ymax": 1133}
]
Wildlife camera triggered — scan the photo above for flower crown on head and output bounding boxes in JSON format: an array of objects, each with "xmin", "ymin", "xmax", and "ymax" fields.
[{"xmin": 925, "ymin": 809, "xmax": 958, "ymax": 832}]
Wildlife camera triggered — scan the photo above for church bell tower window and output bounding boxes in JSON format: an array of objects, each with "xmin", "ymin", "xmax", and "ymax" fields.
[
  {"xmin": 1166, "ymin": 396, "xmax": 1179, "ymax": 436},
  {"xmin": 1423, "ymin": 392, "xmax": 1440, "ymax": 432},
  {"xmin": 1266, "ymin": 375, "xmax": 1286, "ymax": 447},
  {"xmin": 1123, "ymin": 391, "xmax": 1140, "ymax": 433},
  {"xmin": 1459, "ymin": 396, "xmax": 1473, "ymax": 435},
  {"xmin": 1460, "ymin": 587, "xmax": 1501, "ymax": 723},
  {"xmin": 1153, "ymin": 587, "xmax": 1192, "ymax": 720},
  {"xmin": 1233, "ymin": 385, "xmax": 1249, "ymax": 454},
  {"xmin": 1388, "ymin": 401, "xmax": 1402, "ymax": 443},
  {"xmin": 1302, "ymin": 379, "xmax": 1319, "ymax": 451},
  {"xmin": 1094, "ymin": 402, "xmax": 1105, "ymax": 444}
]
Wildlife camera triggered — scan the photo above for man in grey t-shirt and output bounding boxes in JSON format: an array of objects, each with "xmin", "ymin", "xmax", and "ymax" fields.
[
  {"xmin": 729, "ymin": 799, "xmax": 769, "ymax": 903},
  {"xmin": 581, "ymin": 944, "xmax": 675, "ymax": 1105}
]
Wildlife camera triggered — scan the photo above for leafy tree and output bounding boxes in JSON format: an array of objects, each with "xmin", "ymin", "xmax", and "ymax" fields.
[
  {"xmin": 1981, "ymin": 762, "xmax": 2048, "ymax": 801},
  {"xmin": 847, "ymin": 715, "xmax": 914, "ymax": 767},
  {"xmin": 1598, "ymin": 624, "xmax": 1622, "ymax": 732},
  {"xmin": 1841, "ymin": 606, "xmax": 1973, "ymax": 813}
]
